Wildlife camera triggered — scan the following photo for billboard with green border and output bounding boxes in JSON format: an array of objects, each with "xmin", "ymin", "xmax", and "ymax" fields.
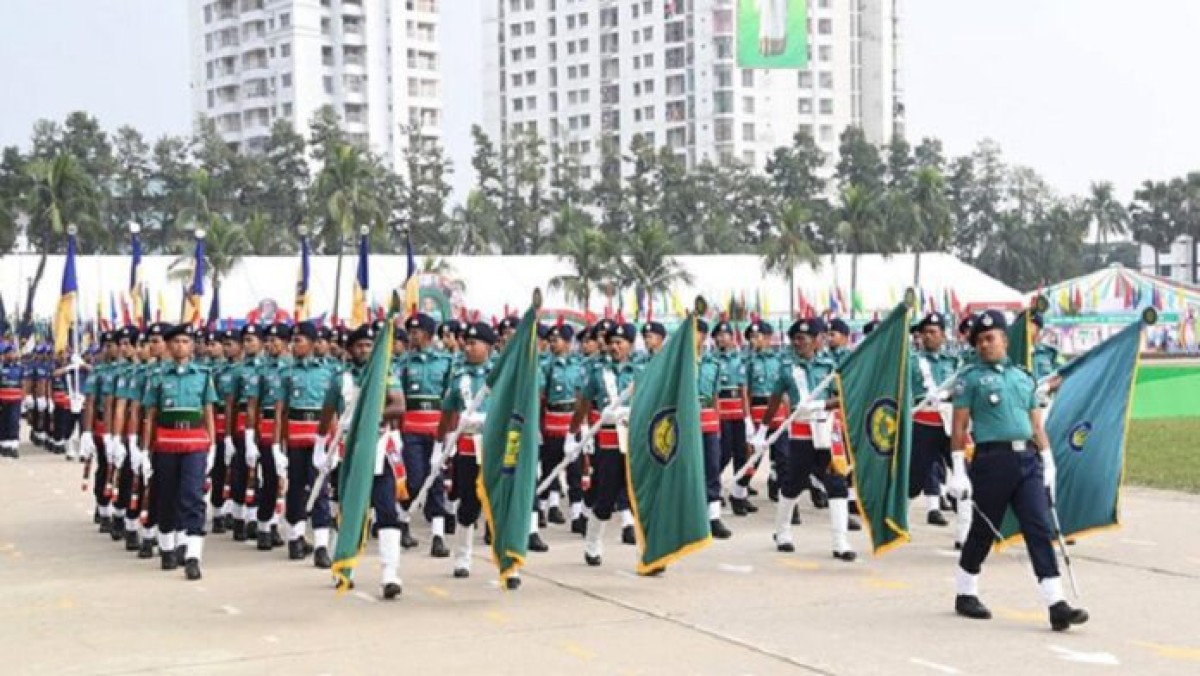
[{"xmin": 737, "ymin": 0, "xmax": 808, "ymax": 69}]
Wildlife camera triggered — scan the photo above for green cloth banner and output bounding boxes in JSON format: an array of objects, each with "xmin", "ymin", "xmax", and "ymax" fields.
[
  {"xmin": 836, "ymin": 302, "xmax": 913, "ymax": 554},
  {"xmin": 626, "ymin": 312, "xmax": 711, "ymax": 574},
  {"xmin": 479, "ymin": 301, "xmax": 542, "ymax": 583}
]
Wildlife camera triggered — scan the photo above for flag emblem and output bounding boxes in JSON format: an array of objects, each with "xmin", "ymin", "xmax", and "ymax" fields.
[
  {"xmin": 866, "ymin": 398, "xmax": 899, "ymax": 456},
  {"xmin": 648, "ymin": 408, "xmax": 679, "ymax": 466},
  {"xmin": 503, "ymin": 414, "xmax": 525, "ymax": 474},
  {"xmin": 1068, "ymin": 421, "xmax": 1092, "ymax": 452}
]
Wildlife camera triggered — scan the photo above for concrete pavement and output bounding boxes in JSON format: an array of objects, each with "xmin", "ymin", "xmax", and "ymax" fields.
[{"xmin": 2, "ymin": 445, "xmax": 1199, "ymax": 676}]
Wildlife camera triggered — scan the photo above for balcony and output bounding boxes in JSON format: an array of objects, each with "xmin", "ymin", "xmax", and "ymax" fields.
[{"xmin": 341, "ymin": 0, "xmax": 363, "ymax": 16}]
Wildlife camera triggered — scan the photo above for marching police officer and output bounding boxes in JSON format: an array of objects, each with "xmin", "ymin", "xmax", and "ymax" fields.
[
  {"xmin": 539, "ymin": 322, "xmax": 582, "ymax": 530},
  {"xmin": 948, "ymin": 309, "xmax": 1088, "ymax": 631},
  {"xmin": 247, "ymin": 322, "xmax": 291, "ymax": 551},
  {"xmin": 696, "ymin": 320, "xmax": 732, "ymax": 539},
  {"xmin": 0, "ymin": 340, "xmax": 26, "ymax": 458},
  {"xmin": 228, "ymin": 324, "xmax": 264, "ymax": 542},
  {"xmin": 141, "ymin": 324, "xmax": 218, "ymax": 580},
  {"xmin": 710, "ymin": 321, "xmax": 755, "ymax": 516},
  {"xmin": 909, "ymin": 312, "xmax": 958, "ymax": 526}
]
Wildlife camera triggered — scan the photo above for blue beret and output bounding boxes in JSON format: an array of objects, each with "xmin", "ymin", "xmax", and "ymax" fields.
[
  {"xmin": 347, "ymin": 324, "xmax": 376, "ymax": 345},
  {"xmin": 970, "ymin": 310, "xmax": 1007, "ymax": 345},
  {"xmin": 266, "ymin": 323, "xmax": 292, "ymax": 340},
  {"xmin": 294, "ymin": 321, "xmax": 318, "ymax": 341},
  {"xmin": 405, "ymin": 313, "xmax": 437, "ymax": 335},
  {"xmin": 163, "ymin": 323, "xmax": 193, "ymax": 340},
  {"xmin": 788, "ymin": 320, "xmax": 820, "ymax": 338},
  {"xmin": 498, "ymin": 316, "xmax": 520, "ymax": 332},
  {"xmin": 641, "ymin": 321, "xmax": 667, "ymax": 338},
  {"xmin": 241, "ymin": 324, "xmax": 262, "ymax": 340},
  {"xmin": 438, "ymin": 320, "xmax": 462, "ymax": 338},
  {"xmin": 547, "ymin": 324, "xmax": 575, "ymax": 341},
  {"xmin": 710, "ymin": 321, "xmax": 733, "ymax": 337},
  {"xmin": 608, "ymin": 323, "xmax": 637, "ymax": 342},
  {"xmin": 915, "ymin": 312, "xmax": 945, "ymax": 331},
  {"xmin": 828, "ymin": 318, "xmax": 851, "ymax": 336},
  {"xmin": 464, "ymin": 321, "xmax": 496, "ymax": 345},
  {"xmin": 119, "ymin": 326, "xmax": 141, "ymax": 343}
]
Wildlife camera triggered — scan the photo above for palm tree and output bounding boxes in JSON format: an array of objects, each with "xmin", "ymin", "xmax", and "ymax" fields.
[
  {"xmin": 616, "ymin": 222, "xmax": 693, "ymax": 312},
  {"xmin": 908, "ymin": 166, "xmax": 953, "ymax": 286},
  {"xmin": 22, "ymin": 154, "xmax": 99, "ymax": 329},
  {"xmin": 760, "ymin": 201, "xmax": 819, "ymax": 317},
  {"xmin": 312, "ymin": 143, "xmax": 385, "ymax": 318},
  {"xmin": 549, "ymin": 226, "xmax": 612, "ymax": 314},
  {"xmin": 1129, "ymin": 180, "xmax": 1180, "ymax": 276},
  {"xmin": 833, "ymin": 184, "xmax": 884, "ymax": 318},
  {"xmin": 1085, "ymin": 181, "xmax": 1128, "ymax": 268}
]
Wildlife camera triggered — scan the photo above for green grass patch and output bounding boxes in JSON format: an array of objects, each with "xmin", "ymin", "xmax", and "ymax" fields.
[{"xmin": 1126, "ymin": 418, "xmax": 1200, "ymax": 493}]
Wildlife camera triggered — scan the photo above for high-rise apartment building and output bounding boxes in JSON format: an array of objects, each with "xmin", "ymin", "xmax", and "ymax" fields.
[
  {"xmin": 482, "ymin": 0, "xmax": 902, "ymax": 181},
  {"xmin": 188, "ymin": 0, "xmax": 442, "ymax": 168}
]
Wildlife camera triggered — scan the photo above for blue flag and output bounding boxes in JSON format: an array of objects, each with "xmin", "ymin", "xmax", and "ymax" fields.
[{"xmin": 54, "ymin": 232, "xmax": 79, "ymax": 353}]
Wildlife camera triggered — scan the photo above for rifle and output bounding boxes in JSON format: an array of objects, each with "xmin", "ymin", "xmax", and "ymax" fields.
[
  {"xmin": 536, "ymin": 376, "xmax": 633, "ymax": 496},
  {"xmin": 409, "ymin": 375, "xmax": 488, "ymax": 513},
  {"xmin": 729, "ymin": 369, "xmax": 836, "ymax": 488}
]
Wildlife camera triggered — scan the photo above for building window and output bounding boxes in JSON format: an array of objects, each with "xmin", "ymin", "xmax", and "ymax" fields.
[
  {"xmin": 514, "ymin": 98, "xmax": 524, "ymax": 112},
  {"xmin": 819, "ymin": 124, "xmax": 833, "ymax": 142},
  {"xmin": 798, "ymin": 71, "xmax": 812, "ymax": 88},
  {"xmin": 511, "ymin": 23, "xmax": 522, "ymax": 37},
  {"xmin": 282, "ymin": 72, "xmax": 292, "ymax": 88},
  {"xmin": 280, "ymin": 42, "xmax": 291, "ymax": 58},
  {"xmin": 524, "ymin": 46, "xmax": 535, "ymax": 59},
  {"xmin": 819, "ymin": 98, "xmax": 833, "ymax": 114},
  {"xmin": 741, "ymin": 70, "xmax": 754, "ymax": 87},
  {"xmin": 512, "ymin": 73, "xmax": 523, "ymax": 87},
  {"xmin": 819, "ymin": 45, "xmax": 832, "ymax": 62},
  {"xmin": 818, "ymin": 18, "xmax": 832, "ymax": 34},
  {"xmin": 743, "ymin": 96, "xmax": 754, "ymax": 113},
  {"xmin": 280, "ymin": 12, "xmax": 290, "ymax": 28},
  {"xmin": 819, "ymin": 71, "xmax": 833, "ymax": 88},
  {"xmin": 323, "ymin": 76, "xmax": 333, "ymax": 93},
  {"xmin": 742, "ymin": 123, "xmax": 755, "ymax": 141},
  {"xmin": 798, "ymin": 98, "xmax": 812, "ymax": 114}
]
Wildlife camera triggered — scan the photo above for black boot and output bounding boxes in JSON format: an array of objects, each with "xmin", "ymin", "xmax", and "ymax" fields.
[
  {"xmin": 175, "ymin": 543, "xmax": 187, "ymax": 562},
  {"xmin": 444, "ymin": 518, "xmax": 456, "ymax": 536},
  {"xmin": 506, "ymin": 577, "xmax": 522, "ymax": 590},
  {"xmin": 245, "ymin": 521, "xmax": 258, "ymax": 541},
  {"xmin": 528, "ymin": 532, "xmax": 549, "ymax": 553},
  {"xmin": 571, "ymin": 515, "xmax": 587, "ymax": 535},
  {"xmin": 160, "ymin": 550, "xmax": 178, "ymax": 571},
  {"xmin": 811, "ymin": 490, "xmax": 829, "ymax": 509},
  {"xmin": 548, "ymin": 506, "xmax": 566, "ymax": 525},
  {"xmin": 955, "ymin": 594, "xmax": 992, "ymax": 620},
  {"xmin": 730, "ymin": 497, "xmax": 748, "ymax": 517},
  {"xmin": 927, "ymin": 510, "xmax": 949, "ymax": 527},
  {"xmin": 1048, "ymin": 601, "xmax": 1089, "ymax": 632},
  {"xmin": 184, "ymin": 559, "xmax": 202, "ymax": 581},
  {"xmin": 847, "ymin": 515, "xmax": 862, "ymax": 532},
  {"xmin": 399, "ymin": 523, "xmax": 418, "ymax": 549},
  {"xmin": 313, "ymin": 546, "xmax": 332, "ymax": 569},
  {"xmin": 537, "ymin": 511, "xmax": 548, "ymax": 529},
  {"xmin": 288, "ymin": 539, "xmax": 306, "ymax": 560},
  {"xmin": 584, "ymin": 553, "xmax": 602, "ymax": 567},
  {"xmin": 430, "ymin": 535, "xmax": 449, "ymax": 558},
  {"xmin": 710, "ymin": 519, "xmax": 732, "ymax": 539},
  {"xmin": 383, "ymin": 582, "xmax": 402, "ymax": 600},
  {"xmin": 774, "ymin": 535, "xmax": 795, "ymax": 553},
  {"xmin": 792, "ymin": 506, "xmax": 802, "ymax": 525},
  {"xmin": 744, "ymin": 500, "xmax": 758, "ymax": 514},
  {"xmin": 747, "ymin": 486, "xmax": 759, "ymax": 497},
  {"xmin": 110, "ymin": 517, "xmax": 125, "ymax": 542},
  {"xmin": 621, "ymin": 525, "xmax": 636, "ymax": 545},
  {"xmin": 124, "ymin": 529, "xmax": 140, "ymax": 552},
  {"xmin": 832, "ymin": 550, "xmax": 857, "ymax": 562},
  {"xmin": 232, "ymin": 520, "xmax": 246, "ymax": 541},
  {"xmin": 211, "ymin": 517, "xmax": 227, "ymax": 535},
  {"xmin": 270, "ymin": 525, "xmax": 284, "ymax": 547},
  {"xmin": 767, "ymin": 477, "xmax": 779, "ymax": 502},
  {"xmin": 256, "ymin": 529, "xmax": 272, "ymax": 551},
  {"xmin": 138, "ymin": 538, "xmax": 156, "ymax": 559}
]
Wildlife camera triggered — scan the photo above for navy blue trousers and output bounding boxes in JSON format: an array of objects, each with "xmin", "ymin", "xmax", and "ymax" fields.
[
  {"xmin": 154, "ymin": 451, "xmax": 208, "ymax": 536},
  {"xmin": 780, "ymin": 439, "xmax": 847, "ymax": 500},
  {"xmin": 401, "ymin": 433, "xmax": 448, "ymax": 521},
  {"xmin": 959, "ymin": 448, "xmax": 1059, "ymax": 580},
  {"xmin": 910, "ymin": 423, "xmax": 950, "ymax": 499}
]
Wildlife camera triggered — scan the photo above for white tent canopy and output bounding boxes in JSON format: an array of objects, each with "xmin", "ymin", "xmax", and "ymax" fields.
[{"xmin": 0, "ymin": 251, "xmax": 1021, "ymax": 321}]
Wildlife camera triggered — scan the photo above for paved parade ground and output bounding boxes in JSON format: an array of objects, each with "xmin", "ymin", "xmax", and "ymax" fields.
[{"xmin": 2, "ymin": 447, "xmax": 1199, "ymax": 676}]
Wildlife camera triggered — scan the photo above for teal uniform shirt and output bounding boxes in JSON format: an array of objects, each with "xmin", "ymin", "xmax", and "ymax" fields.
[
  {"xmin": 282, "ymin": 356, "xmax": 335, "ymax": 413},
  {"xmin": 254, "ymin": 355, "xmax": 289, "ymax": 410},
  {"xmin": 952, "ymin": 359, "xmax": 1037, "ymax": 443},
  {"xmin": 215, "ymin": 359, "xmax": 240, "ymax": 404},
  {"xmin": 826, "ymin": 345, "xmax": 852, "ymax": 367},
  {"xmin": 114, "ymin": 360, "xmax": 144, "ymax": 402},
  {"xmin": 910, "ymin": 347, "xmax": 959, "ymax": 401},
  {"xmin": 582, "ymin": 356, "xmax": 642, "ymax": 409},
  {"xmin": 542, "ymin": 353, "xmax": 584, "ymax": 406},
  {"xmin": 323, "ymin": 361, "xmax": 365, "ymax": 415},
  {"xmin": 235, "ymin": 354, "xmax": 267, "ymax": 407},
  {"xmin": 1032, "ymin": 343, "xmax": 1062, "ymax": 382},
  {"xmin": 773, "ymin": 352, "xmax": 836, "ymax": 403},
  {"xmin": 712, "ymin": 348, "xmax": 746, "ymax": 396},
  {"xmin": 401, "ymin": 347, "xmax": 453, "ymax": 408},
  {"xmin": 697, "ymin": 352, "xmax": 720, "ymax": 408},
  {"xmin": 746, "ymin": 348, "xmax": 783, "ymax": 400},
  {"xmin": 442, "ymin": 360, "xmax": 492, "ymax": 415},
  {"xmin": 142, "ymin": 359, "xmax": 218, "ymax": 429},
  {"xmin": 84, "ymin": 361, "xmax": 110, "ymax": 418}
]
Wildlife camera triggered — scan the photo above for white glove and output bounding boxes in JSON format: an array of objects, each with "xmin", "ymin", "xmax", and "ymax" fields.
[
  {"xmin": 313, "ymin": 437, "xmax": 329, "ymax": 470},
  {"xmin": 948, "ymin": 450, "xmax": 972, "ymax": 500},
  {"xmin": 800, "ymin": 399, "xmax": 827, "ymax": 419},
  {"xmin": 206, "ymin": 445, "xmax": 216, "ymax": 474},
  {"xmin": 113, "ymin": 435, "xmax": 127, "ymax": 467},
  {"xmin": 749, "ymin": 425, "xmax": 769, "ymax": 453},
  {"xmin": 563, "ymin": 432, "xmax": 581, "ymax": 461},
  {"xmin": 462, "ymin": 411, "xmax": 486, "ymax": 433},
  {"xmin": 37, "ymin": 396, "xmax": 48, "ymax": 412},
  {"xmin": 743, "ymin": 416, "xmax": 756, "ymax": 439},
  {"xmin": 127, "ymin": 436, "xmax": 143, "ymax": 470},
  {"xmin": 223, "ymin": 436, "xmax": 236, "ymax": 464},
  {"xmin": 243, "ymin": 430, "xmax": 260, "ymax": 467},
  {"xmin": 141, "ymin": 450, "xmax": 153, "ymax": 479},
  {"xmin": 70, "ymin": 353, "xmax": 84, "ymax": 369},
  {"xmin": 22, "ymin": 395, "xmax": 33, "ymax": 413},
  {"xmin": 432, "ymin": 440, "xmax": 446, "ymax": 462},
  {"xmin": 272, "ymin": 443, "xmax": 288, "ymax": 473},
  {"xmin": 80, "ymin": 433, "xmax": 96, "ymax": 461},
  {"xmin": 1040, "ymin": 449, "xmax": 1057, "ymax": 504}
]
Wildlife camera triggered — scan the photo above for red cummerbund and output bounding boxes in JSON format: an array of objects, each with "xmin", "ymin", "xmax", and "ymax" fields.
[
  {"xmin": 155, "ymin": 427, "xmax": 210, "ymax": 453},
  {"xmin": 914, "ymin": 410, "xmax": 943, "ymax": 427},
  {"xmin": 542, "ymin": 410, "xmax": 573, "ymax": 438},
  {"xmin": 717, "ymin": 397, "xmax": 744, "ymax": 421},
  {"xmin": 257, "ymin": 418, "xmax": 276, "ymax": 440},
  {"xmin": 287, "ymin": 421, "xmax": 320, "ymax": 447},
  {"xmin": 53, "ymin": 392, "xmax": 70, "ymax": 408},
  {"xmin": 750, "ymin": 404, "xmax": 787, "ymax": 428},
  {"xmin": 457, "ymin": 435, "xmax": 477, "ymax": 457},
  {"xmin": 700, "ymin": 408, "xmax": 720, "ymax": 434},
  {"xmin": 0, "ymin": 388, "xmax": 22, "ymax": 403},
  {"xmin": 789, "ymin": 421, "xmax": 813, "ymax": 439},
  {"xmin": 596, "ymin": 426, "xmax": 621, "ymax": 449},
  {"xmin": 588, "ymin": 409, "xmax": 601, "ymax": 427},
  {"xmin": 402, "ymin": 409, "xmax": 440, "ymax": 436},
  {"xmin": 233, "ymin": 412, "xmax": 248, "ymax": 433}
]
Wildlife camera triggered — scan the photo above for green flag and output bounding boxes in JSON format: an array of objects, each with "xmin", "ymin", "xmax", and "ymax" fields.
[
  {"xmin": 331, "ymin": 316, "xmax": 394, "ymax": 592},
  {"xmin": 1007, "ymin": 308, "xmax": 1035, "ymax": 371},
  {"xmin": 625, "ymin": 312, "xmax": 710, "ymax": 574},
  {"xmin": 479, "ymin": 300, "xmax": 542, "ymax": 584},
  {"xmin": 836, "ymin": 302, "xmax": 913, "ymax": 555}
]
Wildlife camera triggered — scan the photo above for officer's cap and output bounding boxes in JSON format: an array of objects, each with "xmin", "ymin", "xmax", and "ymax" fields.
[
  {"xmin": 862, "ymin": 320, "xmax": 880, "ymax": 335},
  {"xmin": 294, "ymin": 321, "xmax": 318, "ymax": 341},
  {"xmin": 438, "ymin": 320, "xmax": 462, "ymax": 339},
  {"xmin": 371, "ymin": 319, "xmax": 388, "ymax": 337},
  {"xmin": 710, "ymin": 321, "xmax": 733, "ymax": 338},
  {"xmin": 608, "ymin": 323, "xmax": 637, "ymax": 343},
  {"xmin": 743, "ymin": 321, "xmax": 768, "ymax": 339},
  {"xmin": 219, "ymin": 327, "xmax": 238, "ymax": 342},
  {"xmin": 119, "ymin": 325, "xmax": 141, "ymax": 343},
  {"xmin": 265, "ymin": 323, "xmax": 292, "ymax": 340},
  {"xmin": 915, "ymin": 312, "xmax": 946, "ymax": 331},
  {"xmin": 641, "ymin": 321, "xmax": 667, "ymax": 339},
  {"xmin": 163, "ymin": 324, "xmax": 193, "ymax": 341},
  {"xmin": 828, "ymin": 318, "xmax": 851, "ymax": 336},
  {"xmin": 808, "ymin": 317, "xmax": 828, "ymax": 335},
  {"xmin": 957, "ymin": 315, "xmax": 974, "ymax": 335},
  {"xmin": 316, "ymin": 326, "xmax": 333, "ymax": 341},
  {"xmin": 970, "ymin": 310, "xmax": 1008, "ymax": 346},
  {"xmin": 547, "ymin": 324, "xmax": 575, "ymax": 341},
  {"xmin": 404, "ymin": 313, "xmax": 437, "ymax": 335},
  {"xmin": 498, "ymin": 316, "xmax": 520, "ymax": 333},
  {"xmin": 594, "ymin": 319, "xmax": 616, "ymax": 336},
  {"xmin": 464, "ymin": 321, "xmax": 497, "ymax": 345},
  {"xmin": 241, "ymin": 324, "xmax": 262, "ymax": 340},
  {"xmin": 347, "ymin": 324, "xmax": 375, "ymax": 346},
  {"xmin": 787, "ymin": 320, "xmax": 821, "ymax": 338}
]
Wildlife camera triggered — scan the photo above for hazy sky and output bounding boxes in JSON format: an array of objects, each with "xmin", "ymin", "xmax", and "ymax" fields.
[{"xmin": 2, "ymin": 0, "xmax": 1198, "ymax": 203}]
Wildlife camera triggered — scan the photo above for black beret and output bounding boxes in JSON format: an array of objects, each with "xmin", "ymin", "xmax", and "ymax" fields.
[
  {"xmin": 710, "ymin": 321, "xmax": 733, "ymax": 337},
  {"xmin": 743, "ymin": 321, "xmax": 766, "ymax": 339},
  {"xmin": 294, "ymin": 321, "xmax": 318, "ymax": 341},
  {"xmin": 957, "ymin": 316, "xmax": 974, "ymax": 335},
  {"xmin": 146, "ymin": 322, "xmax": 171, "ymax": 338},
  {"xmin": 405, "ymin": 313, "xmax": 437, "ymax": 335},
  {"xmin": 608, "ymin": 323, "xmax": 637, "ymax": 342},
  {"xmin": 204, "ymin": 330, "xmax": 220, "ymax": 343},
  {"xmin": 316, "ymin": 326, "xmax": 333, "ymax": 341},
  {"xmin": 241, "ymin": 324, "xmax": 262, "ymax": 340},
  {"xmin": 219, "ymin": 328, "xmax": 238, "ymax": 342},
  {"xmin": 641, "ymin": 321, "xmax": 667, "ymax": 339},
  {"xmin": 970, "ymin": 310, "xmax": 1007, "ymax": 346},
  {"xmin": 498, "ymin": 316, "xmax": 520, "ymax": 332},
  {"xmin": 266, "ymin": 323, "xmax": 292, "ymax": 340},
  {"xmin": 547, "ymin": 324, "xmax": 575, "ymax": 341},
  {"xmin": 594, "ymin": 319, "xmax": 616, "ymax": 336},
  {"xmin": 100, "ymin": 331, "xmax": 116, "ymax": 345},
  {"xmin": 808, "ymin": 317, "xmax": 828, "ymax": 334},
  {"xmin": 828, "ymin": 318, "xmax": 851, "ymax": 336},
  {"xmin": 119, "ymin": 326, "xmax": 141, "ymax": 343},
  {"xmin": 163, "ymin": 324, "xmax": 193, "ymax": 340},
  {"xmin": 915, "ymin": 312, "xmax": 946, "ymax": 331},
  {"xmin": 438, "ymin": 320, "xmax": 462, "ymax": 339},
  {"xmin": 347, "ymin": 324, "xmax": 375, "ymax": 346},
  {"xmin": 787, "ymin": 320, "xmax": 820, "ymax": 338},
  {"xmin": 464, "ymin": 321, "xmax": 497, "ymax": 345},
  {"xmin": 536, "ymin": 323, "xmax": 549, "ymax": 340}
]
